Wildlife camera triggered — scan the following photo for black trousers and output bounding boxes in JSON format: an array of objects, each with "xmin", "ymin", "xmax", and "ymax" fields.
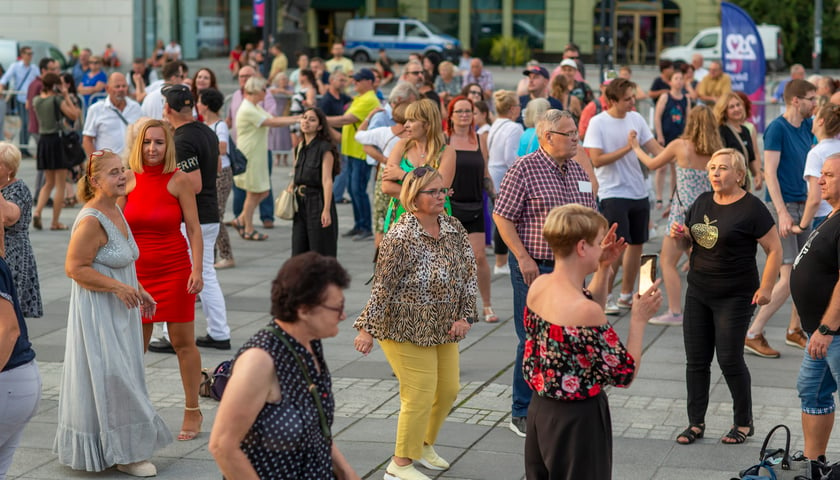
[
  {"xmin": 291, "ymin": 190, "xmax": 338, "ymax": 257},
  {"xmin": 525, "ymin": 393, "xmax": 612, "ymax": 480},
  {"xmin": 683, "ymin": 283, "xmax": 756, "ymax": 427}
]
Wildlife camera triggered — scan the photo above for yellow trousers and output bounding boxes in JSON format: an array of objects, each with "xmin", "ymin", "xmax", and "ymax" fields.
[{"xmin": 379, "ymin": 339, "xmax": 460, "ymax": 459}]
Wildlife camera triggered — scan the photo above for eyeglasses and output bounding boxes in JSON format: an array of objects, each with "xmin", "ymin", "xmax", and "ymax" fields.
[
  {"xmin": 406, "ymin": 70, "xmax": 424, "ymax": 76},
  {"xmin": 453, "ymin": 109, "xmax": 473, "ymax": 115},
  {"xmin": 547, "ymin": 130, "xmax": 579, "ymax": 139},
  {"xmin": 798, "ymin": 95, "xmax": 817, "ymax": 102},
  {"xmin": 320, "ymin": 303, "xmax": 344, "ymax": 314},
  {"xmin": 88, "ymin": 149, "xmax": 114, "ymax": 177},
  {"xmin": 419, "ymin": 188, "xmax": 452, "ymax": 196}
]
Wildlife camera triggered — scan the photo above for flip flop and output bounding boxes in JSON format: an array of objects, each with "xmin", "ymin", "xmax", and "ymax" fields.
[{"xmin": 242, "ymin": 230, "xmax": 268, "ymax": 241}]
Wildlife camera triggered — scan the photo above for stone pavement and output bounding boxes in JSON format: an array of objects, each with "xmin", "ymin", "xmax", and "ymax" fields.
[{"xmin": 7, "ymin": 59, "xmax": 840, "ymax": 480}]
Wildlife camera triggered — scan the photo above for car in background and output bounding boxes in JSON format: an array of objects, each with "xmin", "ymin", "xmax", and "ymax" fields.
[
  {"xmin": 659, "ymin": 24, "xmax": 784, "ymax": 72},
  {"xmin": 0, "ymin": 39, "xmax": 69, "ymax": 74},
  {"xmin": 474, "ymin": 19, "xmax": 544, "ymax": 51},
  {"xmin": 344, "ymin": 17, "xmax": 461, "ymax": 63}
]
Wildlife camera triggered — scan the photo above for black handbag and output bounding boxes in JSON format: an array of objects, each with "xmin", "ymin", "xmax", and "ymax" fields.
[
  {"xmin": 736, "ymin": 424, "xmax": 811, "ymax": 480},
  {"xmin": 53, "ymin": 97, "xmax": 85, "ymax": 169}
]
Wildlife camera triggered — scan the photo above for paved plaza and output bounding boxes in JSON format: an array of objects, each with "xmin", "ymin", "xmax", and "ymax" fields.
[{"xmin": 6, "ymin": 60, "xmax": 839, "ymax": 479}]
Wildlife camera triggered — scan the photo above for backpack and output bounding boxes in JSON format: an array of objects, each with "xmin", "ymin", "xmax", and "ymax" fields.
[
  {"xmin": 213, "ymin": 121, "xmax": 248, "ymax": 176},
  {"xmin": 199, "ymin": 360, "xmax": 232, "ymax": 401}
]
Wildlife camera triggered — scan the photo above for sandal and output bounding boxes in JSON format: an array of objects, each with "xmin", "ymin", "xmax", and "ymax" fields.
[
  {"xmin": 675, "ymin": 423, "xmax": 705, "ymax": 445},
  {"xmin": 231, "ymin": 218, "xmax": 246, "ymax": 236},
  {"xmin": 32, "ymin": 215, "xmax": 42, "ymax": 230},
  {"xmin": 721, "ymin": 424, "xmax": 754, "ymax": 445},
  {"xmin": 178, "ymin": 406, "xmax": 203, "ymax": 441},
  {"xmin": 484, "ymin": 306, "xmax": 499, "ymax": 323},
  {"xmin": 51, "ymin": 223, "xmax": 69, "ymax": 231},
  {"xmin": 241, "ymin": 230, "xmax": 268, "ymax": 241}
]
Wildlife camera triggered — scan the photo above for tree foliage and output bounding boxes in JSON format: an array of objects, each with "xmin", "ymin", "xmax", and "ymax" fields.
[{"xmin": 730, "ymin": 0, "xmax": 840, "ymax": 67}]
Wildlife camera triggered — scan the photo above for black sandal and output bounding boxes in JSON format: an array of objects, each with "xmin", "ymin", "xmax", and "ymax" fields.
[
  {"xmin": 721, "ymin": 424, "xmax": 754, "ymax": 445},
  {"xmin": 676, "ymin": 424, "xmax": 705, "ymax": 445},
  {"xmin": 241, "ymin": 230, "xmax": 268, "ymax": 241}
]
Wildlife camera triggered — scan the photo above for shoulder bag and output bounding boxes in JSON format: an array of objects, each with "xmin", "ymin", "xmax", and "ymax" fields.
[
  {"xmin": 213, "ymin": 121, "xmax": 247, "ymax": 176},
  {"xmin": 54, "ymin": 97, "xmax": 86, "ymax": 169},
  {"xmin": 274, "ymin": 142, "xmax": 300, "ymax": 220}
]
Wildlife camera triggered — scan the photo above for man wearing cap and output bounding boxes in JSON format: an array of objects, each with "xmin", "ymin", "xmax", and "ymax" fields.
[
  {"xmin": 328, "ymin": 68, "xmax": 381, "ymax": 241},
  {"xmin": 149, "ymin": 84, "xmax": 231, "ymax": 353},
  {"xmin": 518, "ymin": 65, "xmax": 564, "ymax": 117},
  {"xmin": 556, "ymin": 59, "xmax": 593, "ymax": 107},
  {"xmin": 82, "ymin": 72, "xmax": 142, "ymax": 155}
]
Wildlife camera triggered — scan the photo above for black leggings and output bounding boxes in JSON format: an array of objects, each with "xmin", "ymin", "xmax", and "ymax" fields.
[{"xmin": 683, "ymin": 284, "xmax": 756, "ymax": 427}]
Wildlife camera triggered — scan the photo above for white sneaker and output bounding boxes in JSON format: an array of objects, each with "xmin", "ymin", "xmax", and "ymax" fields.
[
  {"xmin": 418, "ymin": 445, "xmax": 450, "ymax": 470},
  {"xmin": 604, "ymin": 299, "xmax": 620, "ymax": 315},
  {"xmin": 384, "ymin": 460, "xmax": 432, "ymax": 480},
  {"xmin": 494, "ymin": 264, "xmax": 510, "ymax": 275}
]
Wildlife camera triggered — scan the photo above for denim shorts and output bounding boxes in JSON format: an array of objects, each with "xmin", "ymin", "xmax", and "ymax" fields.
[{"xmin": 797, "ymin": 335, "xmax": 840, "ymax": 415}]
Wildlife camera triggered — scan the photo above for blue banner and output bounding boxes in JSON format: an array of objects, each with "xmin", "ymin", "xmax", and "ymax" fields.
[{"xmin": 721, "ymin": 2, "xmax": 766, "ymax": 132}]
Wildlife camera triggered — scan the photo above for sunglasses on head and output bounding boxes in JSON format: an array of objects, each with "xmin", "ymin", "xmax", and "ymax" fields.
[{"xmin": 88, "ymin": 149, "xmax": 114, "ymax": 177}]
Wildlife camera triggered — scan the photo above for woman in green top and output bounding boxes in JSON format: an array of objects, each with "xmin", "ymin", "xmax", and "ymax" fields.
[
  {"xmin": 382, "ymin": 99, "xmax": 455, "ymax": 232},
  {"xmin": 32, "ymin": 73, "xmax": 80, "ymax": 231}
]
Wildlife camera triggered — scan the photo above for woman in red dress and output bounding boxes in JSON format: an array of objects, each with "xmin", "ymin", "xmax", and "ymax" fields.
[{"xmin": 123, "ymin": 119, "xmax": 205, "ymax": 442}]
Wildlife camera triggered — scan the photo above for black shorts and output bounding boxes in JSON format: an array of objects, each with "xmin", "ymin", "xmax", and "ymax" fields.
[
  {"xmin": 599, "ymin": 197, "xmax": 650, "ymax": 245},
  {"xmin": 450, "ymin": 200, "xmax": 485, "ymax": 234}
]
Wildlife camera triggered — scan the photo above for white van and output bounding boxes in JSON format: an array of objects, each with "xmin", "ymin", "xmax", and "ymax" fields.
[
  {"xmin": 659, "ymin": 24, "xmax": 784, "ymax": 72},
  {"xmin": 344, "ymin": 18, "xmax": 461, "ymax": 63}
]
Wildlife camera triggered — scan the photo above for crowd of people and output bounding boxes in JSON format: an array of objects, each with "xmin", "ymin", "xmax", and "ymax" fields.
[{"xmin": 3, "ymin": 37, "xmax": 840, "ymax": 480}]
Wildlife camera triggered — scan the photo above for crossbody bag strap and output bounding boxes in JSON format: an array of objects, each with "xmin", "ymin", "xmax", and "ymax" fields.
[
  {"xmin": 109, "ymin": 106, "xmax": 129, "ymax": 126},
  {"xmin": 262, "ymin": 325, "xmax": 332, "ymax": 441}
]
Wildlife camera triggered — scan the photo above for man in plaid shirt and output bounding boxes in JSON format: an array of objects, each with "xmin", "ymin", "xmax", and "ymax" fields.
[{"xmin": 493, "ymin": 109, "xmax": 597, "ymax": 437}]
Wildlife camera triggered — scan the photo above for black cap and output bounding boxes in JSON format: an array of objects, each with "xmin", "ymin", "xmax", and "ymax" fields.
[{"xmin": 162, "ymin": 84, "xmax": 194, "ymax": 111}]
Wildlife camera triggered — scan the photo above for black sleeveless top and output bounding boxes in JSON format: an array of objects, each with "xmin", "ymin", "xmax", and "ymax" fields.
[
  {"xmin": 719, "ymin": 124, "xmax": 756, "ymax": 164},
  {"xmin": 450, "ymin": 142, "xmax": 484, "ymax": 205},
  {"xmin": 235, "ymin": 324, "xmax": 335, "ymax": 479},
  {"xmin": 294, "ymin": 137, "xmax": 334, "ymax": 188}
]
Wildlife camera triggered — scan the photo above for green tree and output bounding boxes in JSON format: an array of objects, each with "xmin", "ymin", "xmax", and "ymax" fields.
[{"xmin": 731, "ymin": 0, "xmax": 840, "ymax": 67}]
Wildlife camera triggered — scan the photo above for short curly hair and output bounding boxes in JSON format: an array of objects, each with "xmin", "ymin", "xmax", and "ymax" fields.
[{"xmin": 270, "ymin": 252, "xmax": 350, "ymax": 323}]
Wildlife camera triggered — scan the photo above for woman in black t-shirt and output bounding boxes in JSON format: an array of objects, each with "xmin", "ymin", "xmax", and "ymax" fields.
[
  {"xmin": 670, "ymin": 148, "xmax": 781, "ymax": 446},
  {"xmin": 291, "ymin": 107, "xmax": 339, "ymax": 256}
]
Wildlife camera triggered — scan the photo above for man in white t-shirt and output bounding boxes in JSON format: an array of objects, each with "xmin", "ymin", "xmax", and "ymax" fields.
[
  {"xmin": 584, "ymin": 77, "xmax": 663, "ymax": 313},
  {"xmin": 164, "ymin": 40, "xmax": 182, "ymax": 61}
]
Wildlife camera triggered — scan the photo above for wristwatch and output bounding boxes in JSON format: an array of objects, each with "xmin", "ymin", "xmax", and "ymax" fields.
[
  {"xmin": 465, "ymin": 317, "xmax": 478, "ymax": 325},
  {"xmin": 817, "ymin": 324, "xmax": 838, "ymax": 336}
]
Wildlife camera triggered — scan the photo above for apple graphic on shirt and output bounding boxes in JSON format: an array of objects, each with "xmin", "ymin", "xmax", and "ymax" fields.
[{"xmin": 691, "ymin": 215, "xmax": 719, "ymax": 249}]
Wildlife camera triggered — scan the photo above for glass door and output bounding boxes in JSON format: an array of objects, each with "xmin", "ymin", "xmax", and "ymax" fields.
[{"xmin": 613, "ymin": 10, "xmax": 662, "ymax": 65}]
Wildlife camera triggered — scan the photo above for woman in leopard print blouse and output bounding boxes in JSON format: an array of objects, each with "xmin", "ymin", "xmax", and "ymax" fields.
[{"xmin": 354, "ymin": 167, "xmax": 478, "ymax": 480}]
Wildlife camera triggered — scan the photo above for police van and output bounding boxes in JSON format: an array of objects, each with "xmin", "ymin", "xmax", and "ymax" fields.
[{"xmin": 343, "ymin": 18, "xmax": 461, "ymax": 63}]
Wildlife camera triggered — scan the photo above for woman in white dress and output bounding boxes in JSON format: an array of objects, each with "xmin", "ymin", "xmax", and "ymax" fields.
[{"xmin": 54, "ymin": 150, "xmax": 171, "ymax": 477}]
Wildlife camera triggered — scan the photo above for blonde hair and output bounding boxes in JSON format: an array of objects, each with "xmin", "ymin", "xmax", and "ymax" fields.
[
  {"xmin": 543, "ymin": 204, "xmax": 608, "ymax": 257},
  {"xmin": 709, "ymin": 148, "xmax": 747, "ymax": 187},
  {"xmin": 122, "ymin": 116, "xmax": 152, "ymax": 163},
  {"xmin": 714, "ymin": 91, "xmax": 745, "ymax": 125},
  {"xmin": 438, "ymin": 61, "xmax": 454, "ymax": 76},
  {"xmin": 404, "ymin": 98, "xmax": 445, "ymax": 169},
  {"xmin": 0, "ymin": 142, "xmax": 21, "ymax": 178},
  {"xmin": 77, "ymin": 150, "xmax": 122, "ymax": 202},
  {"xmin": 523, "ymin": 98, "xmax": 551, "ymax": 129},
  {"xmin": 493, "ymin": 90, "xmax": 518, "ymax": 116},
  {"xmin": 681, "ymin": 106, "xmax": 723, "ymax": 156},
  {"xmin": 399, "ymin": 167, "xmax": 443, "ymax": 215},
  {"xmin": 127, "ymin": 119, "xmax": 177, "ymax": 174}
]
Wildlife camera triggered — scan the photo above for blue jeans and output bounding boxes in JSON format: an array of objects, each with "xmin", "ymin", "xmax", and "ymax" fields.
[
  {"xmin": 797, "ymin": 335, "xmax": 840, "ymax": 415},
  {"xmin": 509, "ymin": 254, "xmax": 554, "ymax": 418},
  {"xmin": 232, "ymin": 150, "xmax": 274, "ymax": 222},
  {"xmin": 333, "ymin": 155, "xmax": 349, "ymax": 203},
  {"xmin": 347, "ymin": 156, "xmax": 372, "ymax": 232}
]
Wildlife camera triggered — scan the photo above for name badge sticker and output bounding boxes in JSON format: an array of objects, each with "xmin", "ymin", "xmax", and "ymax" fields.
[{"xmin": 578, "ymin": 181, "xmax": 592, "ymax": 193}]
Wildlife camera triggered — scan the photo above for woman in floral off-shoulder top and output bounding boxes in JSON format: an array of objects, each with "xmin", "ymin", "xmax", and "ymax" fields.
[
  {"xmin": 522, "ymin": 204, "xmax": 662, "ymax": 480},
  {"xmin": 354, "ymin": 167, "xmax": 478, "ymax": 480}
]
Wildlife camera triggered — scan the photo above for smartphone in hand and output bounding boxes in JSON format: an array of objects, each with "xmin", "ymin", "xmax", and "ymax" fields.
[{"xmin": 639, "ymin": 254, "xmax": 658, "ymax": 294}]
